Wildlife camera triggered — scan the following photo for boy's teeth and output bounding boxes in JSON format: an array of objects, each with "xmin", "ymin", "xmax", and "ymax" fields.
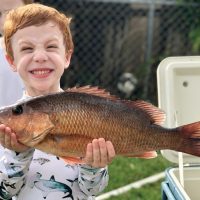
[{"xmin": 32, "ymin": 70, "xmax": 50, "ymax": 75}]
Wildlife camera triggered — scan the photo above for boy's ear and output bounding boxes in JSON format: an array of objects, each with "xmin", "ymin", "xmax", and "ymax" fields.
[
  {"xmin": 64, "ymin": 50, "xmax": 73, "ymax": 69},
  {"xmin": 5, "ymin": 54, "xmax": 17, "ymax": 72}
]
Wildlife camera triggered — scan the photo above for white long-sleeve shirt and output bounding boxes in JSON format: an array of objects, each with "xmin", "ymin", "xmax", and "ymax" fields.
[
  {"xmin": 0, "ymin": 148, "xmax": 108, "ymax": 200},
  {"xmin": 0, "ymin": 37, "xmax": 24, "ymax": 107},
  {"xmin": 0, "ymin": 95, "xmax": 109, "ymax": 200}
]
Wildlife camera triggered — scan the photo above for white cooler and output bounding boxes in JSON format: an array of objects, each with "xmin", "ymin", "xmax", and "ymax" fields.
[{"xmin": 157, "ymin": 56, "xmax": 200, "ymax": 200}]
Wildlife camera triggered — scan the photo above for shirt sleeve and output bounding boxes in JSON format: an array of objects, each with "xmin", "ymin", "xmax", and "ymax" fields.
[
  {"xmin": 78, "ymin": 164, "xmax": 109, "ymax": 196},
  {"xmin": 0, "ymin": 148, "xmax": 34, "ymax": 200}
]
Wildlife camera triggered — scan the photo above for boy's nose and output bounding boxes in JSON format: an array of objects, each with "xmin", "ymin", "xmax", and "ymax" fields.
[{"xmin": 33, "ymin": 50, "xmax": 48, "ymax": 63}]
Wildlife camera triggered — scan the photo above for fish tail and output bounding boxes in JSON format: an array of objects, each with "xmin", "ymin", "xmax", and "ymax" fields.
[{"xmin": 178, "ymin": 121, "xmax": 200, "ymax": 156}]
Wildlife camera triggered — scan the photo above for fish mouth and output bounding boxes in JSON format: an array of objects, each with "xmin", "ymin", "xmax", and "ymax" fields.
[
  {"xmin": 0, "ymin": 103, "xmax": 22, "ymax": 124},
  {"xmin": 0, "ymin": 107, "xmax": 11, "ymax": 124},
  {"xmin": 0, "ymin": 103, "xmax": 18, "ymax": 116}
]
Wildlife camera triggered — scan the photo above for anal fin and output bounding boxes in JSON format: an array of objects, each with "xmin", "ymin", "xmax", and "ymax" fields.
[
  {"xmin": 60, "ymin": 156, "xmax": 85, "ymax": 164},
  {"xmin": 126, "ymin": 151, "xmax": 158, "ymax": 159}
]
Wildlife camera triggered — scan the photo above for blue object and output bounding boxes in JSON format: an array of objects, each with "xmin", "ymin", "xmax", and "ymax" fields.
[
  {"xmin": 161, "ymin": 181, "xmax": 176, "ymax": 200},
  {"xmin": 161, "ymin": 168, "xmax": 187, "ymax": 200}
]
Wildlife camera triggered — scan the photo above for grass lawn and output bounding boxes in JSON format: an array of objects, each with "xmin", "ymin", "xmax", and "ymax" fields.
[
  {"xmin": 102, "ymin": 180, "xmax": 164, "ymax": 200},
  {"xmin": 99, "ymin": 153, "xmax": 175, "ymax": 200}
]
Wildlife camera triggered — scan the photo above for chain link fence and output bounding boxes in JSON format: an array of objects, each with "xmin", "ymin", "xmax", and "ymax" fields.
[{"xmin": 37, "ymin": 0, "xmax": 200, "ymax": 104}]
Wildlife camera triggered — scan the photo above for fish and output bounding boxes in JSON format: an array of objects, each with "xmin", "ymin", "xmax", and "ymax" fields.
[
  {"xmin": 0, "ymin": 86, "xmax": 200, "ymax": 163},
  {"xmin": 29, "ymin": 172, "xmax": 73, "ymax": 199},
  {"xmin": 33, "ymin": 158, "xmax": 50, "ymax": 165},
  {"xmin": 0, "ymin": 181, "xmax": 16, "ymax": 199}
]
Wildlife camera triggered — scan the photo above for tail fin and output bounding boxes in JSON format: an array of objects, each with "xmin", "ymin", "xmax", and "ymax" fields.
[
  {"xmin": 180, "ymin": 121, "xmax": 200, "ymax": 139},
  {"xmin": 178, "ymin": 121, "xmax": 200, "ymax": 157}
]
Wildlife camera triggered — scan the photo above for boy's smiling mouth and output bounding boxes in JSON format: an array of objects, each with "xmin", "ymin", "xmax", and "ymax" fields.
[{"xmin": 30, "ymin": 68, "xmax": 54, "ymax": 78}]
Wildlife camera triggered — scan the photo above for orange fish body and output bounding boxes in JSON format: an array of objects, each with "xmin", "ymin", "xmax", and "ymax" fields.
[{"xmin": 0, "ymin": 86, "xmax": 200, "ymax": 159}]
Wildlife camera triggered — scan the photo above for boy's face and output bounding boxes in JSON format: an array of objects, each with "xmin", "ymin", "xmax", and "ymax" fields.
[
  {"xmin": 9, "ymin": 21, "xmax": 71, "ymax": 96},
  {"xmin": 0, "ymin": 0, "xmax": 24, "ymax": 35}
]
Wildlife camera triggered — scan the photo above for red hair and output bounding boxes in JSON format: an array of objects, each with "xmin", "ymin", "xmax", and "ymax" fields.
[{"xmin": 4, "ymin": 3, "xmax": 74, "ymax": 59}]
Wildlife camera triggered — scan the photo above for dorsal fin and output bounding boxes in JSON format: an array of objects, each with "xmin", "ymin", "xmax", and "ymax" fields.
[
  {"xmin": 125, "ymin": 100, "xmax": 166, "ymax": 125},
  {"xmin": 65, "ymin": 85, "xmax": 118, "ymax": 101},
  {"xmin": 50, "ymin": 175, "xmax": 55, "ymax": 181}
]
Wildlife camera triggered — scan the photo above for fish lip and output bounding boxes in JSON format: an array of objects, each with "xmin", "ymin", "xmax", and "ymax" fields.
[
  {"xmin": 0, "ymin": 104, "xmax": 18, "ymax": 123},
  {"xmin": 0, "ymin": 105, "xmax": 11, "ymax": 116}
]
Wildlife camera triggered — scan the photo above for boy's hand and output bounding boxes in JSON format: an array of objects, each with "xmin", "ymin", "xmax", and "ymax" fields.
[
  {"xmin": 84, "ymin": 138, "xmax": 115, "ymax": 168},
  {"xmin": 0, "ymin": 124, "xmax": 30, "ymax": 153}
]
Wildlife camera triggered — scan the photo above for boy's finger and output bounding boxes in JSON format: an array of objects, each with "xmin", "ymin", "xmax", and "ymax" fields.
[
  {"xmin": 10, "ymin": 132, "xmax": 19, "ymax": 147},
  {"xmin": 10, "ymin": 133, "xmax": 30, "ymax": 152},
  {"xmin": 92, "ymin": 139, "xmax": 100, "ymax": 166},
  {"xmin": 98, "ymin": 138, "xmax": 107, "ymax": 165},
  {"xmin": 106, "ymin": 141, "xmax": 115, "ymax": 163},
  {"xmin": 0, "ymin": 124, "xmax": 6, "ymax": 130},
  {"xmin": 0, "ymin": 125, "xmax": 6, "ymax": 144},
  {"xmin": 4, "ymin": 128, "xmax": 12, "ymax": 149},
  {"xmin": 84, "ymin": 143, "xmax": 93, "ymax": 165}
]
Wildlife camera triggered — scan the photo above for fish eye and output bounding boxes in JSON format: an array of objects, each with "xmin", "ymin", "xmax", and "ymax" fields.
[{"xmin": 12, "ymin": 105, "xmax": 23, "ymax": 115}]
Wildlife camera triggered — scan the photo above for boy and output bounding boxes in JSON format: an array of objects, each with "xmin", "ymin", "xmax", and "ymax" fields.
[
  {"xmin": 0, "ymin": 4, "xmax": 116, "ymax": 199},
  {"xmin": 0, "ymin": 0, "xmax": 34, "ymax": 107}
]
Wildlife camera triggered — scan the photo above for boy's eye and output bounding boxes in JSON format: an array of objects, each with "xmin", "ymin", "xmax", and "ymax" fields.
[
  {"xmin": 21, "ymin": 47, "xmax": 33, "ymax": 52},
  {"xmin": 47, "ymin": 45, "xmax": 58, "ymax": 49}
]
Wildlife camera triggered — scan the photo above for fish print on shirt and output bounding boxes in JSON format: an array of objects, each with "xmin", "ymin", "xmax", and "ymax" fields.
[
  {"xmin": 66, "ymin": 178, "xmax": 78, "ymax": 187},
  {"xmin": 33, "ymin": 158, "xmax": 50, "ymax": 165},
  {"xmin": 0, "ymin": 181, "xmax": 16, "ymax": 199},
  {"xmin": 5, "ymin": 163, "xmax": 24, "ymax": 178},
  {"xmin": 64, "ymin": 164, "xmax": 77, "ymax": 171},
  {"xmin": 29, "ymin": 172, "xmax": 74, "ymax": 199},
  {"xmin": 80, "ymin": 168, "xmax": 107, "ymax": 194}
]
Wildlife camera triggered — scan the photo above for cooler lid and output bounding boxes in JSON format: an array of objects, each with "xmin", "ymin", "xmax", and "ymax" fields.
[{"xmin": 157, "ymin": 56, "xmax": 200, "ymax": 164}]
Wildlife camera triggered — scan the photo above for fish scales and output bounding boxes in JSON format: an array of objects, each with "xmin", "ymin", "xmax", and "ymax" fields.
[
  {"xmin": 35, "ymin": 92, "xmax": 180, "ymax": 155},
  {"xmin": 0, "ymin": 86, "xmax": 200, "ymax": 159},
  {"xmin": 33, "ymin": 93, "xmax": 153, "ymax": 153}
]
